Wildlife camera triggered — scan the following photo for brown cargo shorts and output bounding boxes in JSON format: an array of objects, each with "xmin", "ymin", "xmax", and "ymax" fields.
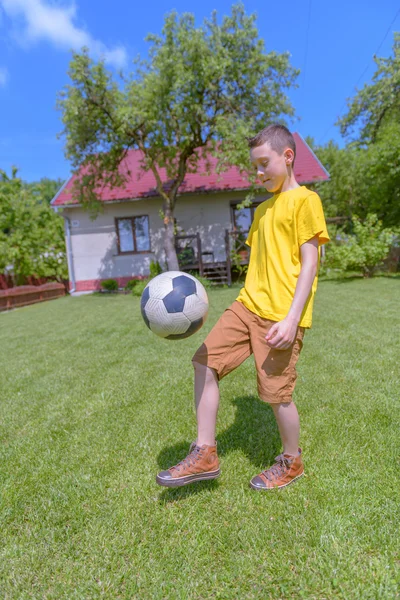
[{"xmin": 192, "ymin": 300, "xmax": 305, "ymax": 404}]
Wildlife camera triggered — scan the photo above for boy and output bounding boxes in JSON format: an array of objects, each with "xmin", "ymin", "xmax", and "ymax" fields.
[{"xmin": 156, "ymin": 124, "xmax": 330, "ymax": 490}]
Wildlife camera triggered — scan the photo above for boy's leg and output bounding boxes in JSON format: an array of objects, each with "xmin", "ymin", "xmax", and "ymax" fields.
[
  {"xmin": 250, "ymin": 397, "xmax": 304, "ymax": 490},
  {"xmin": 193, "ymin": 361, "xmax": 219, "ymax": 447},
  {"xmin": 155, "ymin": 363, "xmax": 220, "ymax": 488},
  {"xmin": 249, "ymin": 315, "xmax": 305, "ymax": 490},
  {"xmin": 156, "ymin": 301, "xmax": 252, "ymax": 487},
  {"xmin": 270, "ymin": 401, "xmax": 300, "ymax": 457}
]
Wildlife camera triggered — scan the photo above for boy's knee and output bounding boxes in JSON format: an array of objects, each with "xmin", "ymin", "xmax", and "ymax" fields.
[
  {"xmin": 192, "ymin": 359, "xmax": 218, "ymax": 379},
  {"xmin": 192, "ymin": 359, "xmax": 209, "ymax": 372}
]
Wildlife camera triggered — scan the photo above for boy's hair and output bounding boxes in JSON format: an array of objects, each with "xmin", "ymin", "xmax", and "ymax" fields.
[{"xmin": 247, "ymin": 124, "xmax": 296, "ymax": 165}]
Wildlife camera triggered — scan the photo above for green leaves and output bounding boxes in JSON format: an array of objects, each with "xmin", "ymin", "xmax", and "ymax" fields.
[
  {"xmin": 311, "ymin": 119, "xmax": 400, "ymax": 228},
  {"xmin": 338, "ymin": 33, "xmax": 400, "ymax": 144},
  {"xmin": 324, "ymin": 214, "xmax": 396, "ymax": 277},
  {"xmin": 57, "ymin": 4, "xmax": 298, "ymax": 213},
  {"xmin": 57, "ymin": 4, "xmax": 299, "ymax": 267},
  {"xmin": 308, "ymin": 35, "xmax": 400, "ymax": 230},
  {"xmin": 0, "ymin": 170, "xmax": 68, "ymax": 284}
]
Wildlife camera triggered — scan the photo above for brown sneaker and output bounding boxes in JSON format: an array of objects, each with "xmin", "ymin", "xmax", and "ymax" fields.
[
  {"xmin": 250, "ymin": 448, "xmax": 304, "ymax": 490},
  {"xmin": 156, "ymin": 442, "xmax": 220, "ymax": 487}
]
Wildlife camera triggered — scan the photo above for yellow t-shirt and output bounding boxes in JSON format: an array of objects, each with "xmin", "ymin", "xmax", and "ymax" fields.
[{"xmin": 236, "ymin": 186, "xmax": 330, "ymax": 328}]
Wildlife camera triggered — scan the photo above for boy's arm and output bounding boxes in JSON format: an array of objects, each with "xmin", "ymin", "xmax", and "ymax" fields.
[{"xmin": 265, "ymin": 236, "xmax": 319, "ymax": 350}]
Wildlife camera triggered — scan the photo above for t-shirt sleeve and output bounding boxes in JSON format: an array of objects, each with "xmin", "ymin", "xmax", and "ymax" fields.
[{"xmin": 296, "ymin": 192, "xmax": 330, "ymax": 246}]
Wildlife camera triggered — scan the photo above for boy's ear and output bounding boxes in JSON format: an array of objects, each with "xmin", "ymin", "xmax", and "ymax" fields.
[{"xmin": 284, "ymin": 148, "xmax": 295, "ymax": 166}]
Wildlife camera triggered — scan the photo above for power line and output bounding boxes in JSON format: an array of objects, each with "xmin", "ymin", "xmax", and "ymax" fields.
[
  {"xmin": 317, "ymin": 5, "xmax": 400, "ymax": 145},
  {"xmin": 353, "ymin": 6, "xmax": 400, "ymax": 91}
]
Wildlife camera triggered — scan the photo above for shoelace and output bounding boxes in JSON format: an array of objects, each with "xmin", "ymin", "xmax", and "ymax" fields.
[
  {"xmin": 262, "ymin": 454, "xmax": 292, "ymax": 481},
  {"xmin": 172, "ymin": 445, "xmax": 202, "ymax": 472}
]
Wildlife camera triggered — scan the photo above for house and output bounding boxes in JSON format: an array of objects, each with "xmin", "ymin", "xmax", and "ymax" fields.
[{"xmin": 51, "ymin": 133, "xmax": 329, "ymax": 291}]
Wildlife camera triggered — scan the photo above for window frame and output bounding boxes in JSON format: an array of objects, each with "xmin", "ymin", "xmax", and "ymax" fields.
[
  {"xmin": 230, "ymin": 201, "xmax": 263, "ymax": 231},
  {"xmin": 115, "ymin": 215, "xmax": 151, "ymax": 255}
]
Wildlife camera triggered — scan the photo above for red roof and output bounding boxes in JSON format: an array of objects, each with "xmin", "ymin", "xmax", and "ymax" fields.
[{"xmin": 52, "ymin": 133, "xmax": 329, "ymax": 207}]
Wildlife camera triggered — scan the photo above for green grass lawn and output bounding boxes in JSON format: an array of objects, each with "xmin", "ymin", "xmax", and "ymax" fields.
[{"xmin": 0, "ymin": 278, "xmax": 399, "ymax": 599}]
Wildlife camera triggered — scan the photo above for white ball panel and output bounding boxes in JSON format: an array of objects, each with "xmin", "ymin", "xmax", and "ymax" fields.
[
  {"xmin": 148, "ymin": 274, "xmax": 173, "ymax": 299},
  {"xmin": 166, "ymin": 312, "xmax": 191, "ymax": 335},
  {"xmin": 145, "ymin": 297, "xmax": 191, "ymax": 337},
  {"xmin": 183, "ymin": 294, "xmax": 209, "ymax": 321},
  {"xmin": 194, "ymin": 280, "xmax": 209, "ymax": 305},
  {"xmin": 149, "ymin": 321, "xmax": 170, "ymax": 338},
  {"xmin": 144, "ymin": 297, "xmax": 170, "ymax": 333}
]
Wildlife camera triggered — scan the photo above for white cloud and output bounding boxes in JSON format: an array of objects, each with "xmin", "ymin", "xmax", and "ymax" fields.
[
  {"xmin": 0, "ymin": 0, "xmax": 128, "ymax": 69},
  {"xmin": 0, "ymin": 66, "xmax": 9, "ymax": 86}
]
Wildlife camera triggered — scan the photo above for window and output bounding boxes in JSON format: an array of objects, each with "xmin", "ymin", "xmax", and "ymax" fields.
[
  {"xmin": 231, "ymin": 202, "xmax": 263, "ymax": 232},
  {"xmin": 116, "ymin": 216, "xmax": 151, "ymax": 254}
]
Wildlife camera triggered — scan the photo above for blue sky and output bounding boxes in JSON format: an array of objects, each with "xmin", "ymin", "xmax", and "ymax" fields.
[{"xmin": 0, "ymin": 0, "xmax": 399, "ymax": 182}]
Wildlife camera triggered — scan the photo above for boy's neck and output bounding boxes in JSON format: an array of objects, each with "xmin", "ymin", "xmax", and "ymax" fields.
[{"xmin": 275, "ymin": 174, "xmax": 300, "ymax": 194}]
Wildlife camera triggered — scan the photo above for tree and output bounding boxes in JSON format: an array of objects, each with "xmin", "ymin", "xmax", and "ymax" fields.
[
  {"xmin": 310, "ymin": 121, "xmax": 400, "ymax": 228},
  {"xmin": 338, "ymin": 33, "xmax": 400, "ymax": 144},
  {"xmin": 305, "ymin": 35, "xmax": 400, "ymax": 231},
  {"xmin": 353, "ymin": 120, "xmax": 400, "ymax": 227},
  {"xmin": 27, "ymin": 177, "xmax": 65, "ymax": 204},
  {"xmin": 0, "ymin": 169, "xmax": 68, "ymax": 285},
  {"xmin": 307, "ymin": 139, "xmax": 359, "ymax": 222},
  {"xmin": 57, "ymin": 4, "xmax": 299, "ymax": 269}
]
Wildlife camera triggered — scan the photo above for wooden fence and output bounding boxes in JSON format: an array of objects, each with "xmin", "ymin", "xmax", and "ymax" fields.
[{"xmin": 0, "ymin": 283, "xmax": 66, "ymax": 312}]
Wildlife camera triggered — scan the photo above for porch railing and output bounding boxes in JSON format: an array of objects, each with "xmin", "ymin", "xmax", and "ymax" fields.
[{"xmin": 175, "ymin": 230, "xmax": 250, "ymax": 286}]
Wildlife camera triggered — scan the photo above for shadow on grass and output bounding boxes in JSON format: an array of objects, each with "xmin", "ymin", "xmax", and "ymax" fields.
[{"xmin": 157, "ymin": 395, "xmax": 281, "ymax": 502}]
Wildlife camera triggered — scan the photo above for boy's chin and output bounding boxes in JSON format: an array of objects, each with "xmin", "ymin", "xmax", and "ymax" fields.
[{"xmin": 264, "ymin": 182, "xmax": 278, "ymax": 193}]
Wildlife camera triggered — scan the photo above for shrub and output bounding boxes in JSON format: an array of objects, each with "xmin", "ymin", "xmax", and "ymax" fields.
[
  {"xmin": 124, "ymin": 279, "xmax": 137, "ymax": 291},
  {"xmin": 177, "ymin": 247, "xmax": 195, "ymax": 266},
  {"xmin": 149, "ymin": 260, "xmax": 163, "ymax": 278},
  {"xmin": 197, "ymin": 274, "xmax": 214, "ymax": 289},
  {"xmin": 187, "ymin": 271, "xmax": 214, "ymax": 289},
  {"xmin": 230, "ymin": 249, "xmax": 248, "ymax": 277},
  {"xmin": 131, "ymin": 278, "xmax": 150, "ymax": 297},
  {"xmin": 101, "ymin": 279, "xmax": 119, "ymax": 291},
  {"xmin": 324, "ymin": 214, "xmax": 395, "ymax": 277}
]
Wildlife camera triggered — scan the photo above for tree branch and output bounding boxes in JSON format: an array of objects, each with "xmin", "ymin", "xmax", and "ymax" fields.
[{"xmin": 136, "ymin": 139, "xmax": 170, "ymax": 206}]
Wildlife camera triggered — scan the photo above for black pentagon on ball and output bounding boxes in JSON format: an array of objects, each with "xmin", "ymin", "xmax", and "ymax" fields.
[
  {"xmin": 173, "ymin": 275, "xmax": 196, "ymax": 295},
  {"xmin": 140, "ymin": 285, "xmax": 150, "ymax": 328},
  {"xmin": 163, "ymin": 275, "xmax": 196, "ymax": 313},
  {"xmin": 166, "ymin": 317, "xmax": 204, "ymax": 340},
  {"xmin": 163, "ymin": 288, "xmax": 186, "ymax": 313}
]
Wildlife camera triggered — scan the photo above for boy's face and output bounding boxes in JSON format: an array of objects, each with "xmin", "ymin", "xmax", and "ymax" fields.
[{"xmin": 250, "ymin": 141, "xmax": 294, "ymax": 193}]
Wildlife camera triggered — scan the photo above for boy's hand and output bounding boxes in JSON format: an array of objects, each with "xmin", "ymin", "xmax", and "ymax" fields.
[{"xmin": 265, "ymin": 318, "xmax": 298, "ymax": 350}]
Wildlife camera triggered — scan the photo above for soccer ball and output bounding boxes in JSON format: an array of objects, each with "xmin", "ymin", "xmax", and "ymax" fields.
[{"xmin": 140, "ymin": 271, "xmax": 209, "ymax": 340}]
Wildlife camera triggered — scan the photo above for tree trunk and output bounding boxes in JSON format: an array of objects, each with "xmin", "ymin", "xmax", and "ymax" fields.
[{"xmin": 163, "ymin": 200, "xmax": 179, "ymax": 271}]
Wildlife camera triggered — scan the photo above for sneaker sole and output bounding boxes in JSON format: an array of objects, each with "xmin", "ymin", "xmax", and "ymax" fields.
[
  {"xmin": 156, "ymin": 469, "xmax": 221, "ymax": 488},
  {"xmin": 249, "ymin": 471, "xmax": 304, "ymax": 491}
]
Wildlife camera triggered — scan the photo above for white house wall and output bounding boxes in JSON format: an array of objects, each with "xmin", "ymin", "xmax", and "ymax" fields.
[
  {"xmin": 64, "ymin": 199, "xmax": 163, "ymax": 290},
  {"xmin": 174, "ymin": 193, "xmax": 237, "ymax": 262},
  {"xmin": 62, "ymin": 191, "xmax": 263, "ymax": 291}
]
